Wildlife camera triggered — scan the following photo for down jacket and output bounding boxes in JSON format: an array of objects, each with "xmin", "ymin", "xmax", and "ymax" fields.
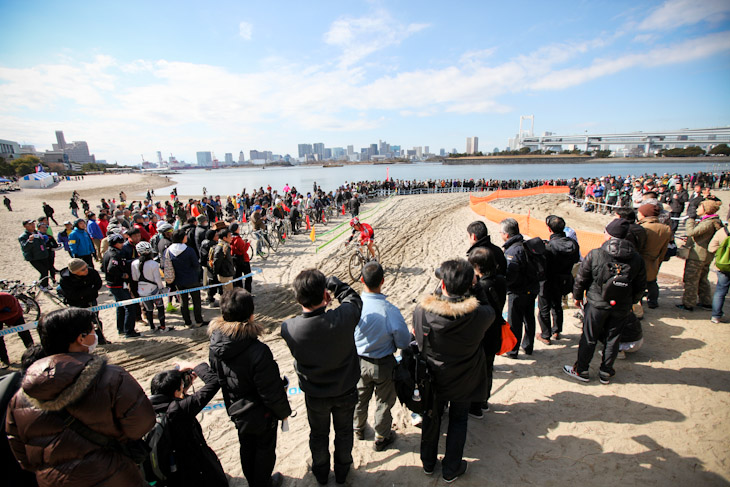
[
  {"xmin": 5, "ymin": 353, "xmax": 155, "ymax": 487},
  {"xmin": 413, "ymin": 294, "xmax": 494, "ymax": 403},
  {"xmin": 573, "ymin": 238, "xmax": 647, "ymax": 312},
  {"xmin": 209, "ymin": 319, "xmax": 291, "ymax": 431}
]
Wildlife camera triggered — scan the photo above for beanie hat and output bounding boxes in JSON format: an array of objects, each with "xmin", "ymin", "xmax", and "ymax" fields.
[
  {"xmin": 638, "ymin": 203, "xmax": 660, "ymax": 218},
  {"xmin": 67, "ymin": 258, "xmax": 87, "ymax": 273},
  {"xmin": 605, "ymin": 219, "xmax": 630, "ymax": 239},
  {"xmin": 701, "ymin": 199, "xmax": 721, "ymax": 215}
]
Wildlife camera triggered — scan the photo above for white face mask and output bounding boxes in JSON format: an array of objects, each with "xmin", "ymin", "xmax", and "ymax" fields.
[{"xmin": 86, "ymin": 332, "xmax": 98, "ymax": 353}]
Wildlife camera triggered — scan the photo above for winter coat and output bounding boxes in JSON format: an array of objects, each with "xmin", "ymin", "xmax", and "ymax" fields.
[
  {"xmin": 669, "ymin": 189, "xmax": 689, "ymax": 213},
  {"xmin": 543, "ymin": 232, "xmax": 581, "ymax": 296},
  {"xmin": 573, "ymin": 238, "xmax": 647, "ymax": 312},
  {"xmin": 281, "ymin": 277, "xmax": 362, "ymax": 398},
  {"xmin": 86, "ymin": 220, "xmax": 104, "ymax": 240},
  {"xmin": 466, "ymin": 235, "xmax": 507, "ymax": 276},
  {"xmin": 5, "ymin": 353, "xmax": 154, "ymax": 487},
  {"xmin": 685, "ymin": 215, "xmax": 724, "ymax": 263},
  {"xmin": 59, "ymin": 267, "xmax": 102, "ymax": 307},
  {"xmin": 209, "ymin": 319, "xmax": 291, "ymax": 433},
  {"xmin": 194, "ymin": 225, "xmax": 209, "ymax": 254},
  {"xmin": 413, "ymin": 294, "xmax": 494, "ymax": 402},
  {"xmin": 68, "ymin": 228, "xmax": 95, "ymax": 258},
  {"xmin": 212, "ymin": 241, "xmax": 235, "ymax": 278},
  {"xmin": 472, "ymin": 275, "xmax": 505, "ymax": 356},
  {"xmin": 18, "ymin": 230, "xmax": 50, "ymax": 262},
  {"xmin": 102, "ymin": 247, "xmax": 127, "ymax": 288},
  {"xmin": 199, "ymin": 238, "xmax": 215, "ymax": 269},
  {"xmin": 638, "ymin": 216, "xmax": 672, "ymax": 281},
  {"xmin": 168, "ymin": 243, "xmax": 201, "ymax": 287},
  {"xmin": 148, "ymin": 363, "xmax": 227, "ymax": 487},
  {"xmin": 57, "ymin": 229, "xmax": 71, "ymax": 253},
  {"xmin": 503, "ymin": 234, "xmax": 540, "ymax": 295},
  {"xmin": 231, "ymin": 234, "xmax": 251, "ymax": 263}
]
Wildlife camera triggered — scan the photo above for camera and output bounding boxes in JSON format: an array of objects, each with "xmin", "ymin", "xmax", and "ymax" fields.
[{"xmin": 181, "ymin": 370, "xmax": 194, "ymax": 389}]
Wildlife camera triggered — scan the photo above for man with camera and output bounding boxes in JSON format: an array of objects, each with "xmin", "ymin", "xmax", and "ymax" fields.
[{"xmin": 413, "ymin": 259, "xmax": 495, "ymax": 482}]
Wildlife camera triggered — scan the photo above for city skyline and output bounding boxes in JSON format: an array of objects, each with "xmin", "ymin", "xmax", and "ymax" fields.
[{"xmin": 1, "ymin": 0, "xmax": 729, "ymax": 164}]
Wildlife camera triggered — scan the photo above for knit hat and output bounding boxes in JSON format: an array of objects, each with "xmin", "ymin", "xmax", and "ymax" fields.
[
  {"xmin": 638, "ymin": 203, "xmax": 660, "ymax": 218},
  {"xmin": 701, "ymin": 199, "xmax": 721, "ymax": 215},
  {"xmin": 67, "ymin": 258, "xmax": 87, "ymax": 273},
  {"xmin": 605, "ymin": 219, "xmax": 630, "ymax": 239}
]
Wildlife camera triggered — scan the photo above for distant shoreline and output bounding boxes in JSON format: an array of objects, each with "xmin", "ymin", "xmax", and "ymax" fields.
[{"xmin": 443, "ymin": 155, "xmax": 727, "ymax": 165}]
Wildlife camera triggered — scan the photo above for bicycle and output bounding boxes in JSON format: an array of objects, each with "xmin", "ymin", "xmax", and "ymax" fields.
[
  {"xmin": 0, "ymin": 278, "xmax": 46, "ymax": 323},
  {"xmin": 346, "ymin": 242, "xmax": 381, "ymax": 281},
  {"xmin": 252, "ymin": 226, "xmax": 277, "ymax": 260}
]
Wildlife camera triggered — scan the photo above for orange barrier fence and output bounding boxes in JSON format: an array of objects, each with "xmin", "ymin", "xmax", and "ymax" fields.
[{"xmin": 469, "ymin": 185, "xmax": 606, "ymax": 256}]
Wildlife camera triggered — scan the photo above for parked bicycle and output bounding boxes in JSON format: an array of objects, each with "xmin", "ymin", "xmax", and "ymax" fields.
[{"xmin": 0, "ymin": 276, "xmax": 65, "ymax": 323}]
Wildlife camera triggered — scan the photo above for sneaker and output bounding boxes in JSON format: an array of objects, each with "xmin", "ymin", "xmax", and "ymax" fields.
[
  {"xmin": 423, "ymin": 465, "xmax": 434, "ymax": 475},
  {"xmin": 552, "ymin": 333, "xmax": 560, "ymax": 341},
  {"xmin": 711, "ymin": 316, "xmax": 728, "ymax": 323},
  {"xmin": 373, "ymin": 432, "xmax": 396, "ymax": 451},
  {"xmin": 443, "ymin": 460, "xmax": 468, "ymax": 483},
  {"xmin": 165, "ymin": 303, "xmax": 179, "ymax": 313},
  {"xmin": 562, "ymin": 365, "xmax": 589, "ymax": 382},
  {"xmin": 481, "ymin": 401, "xmax": 490, "ymax": 412},
  {"xmin": 271, "ymin": 472, "xmax": 283, "ymax": 487},
  {"xmin": 411, "ymin": 412, "xmax": 423, "ymax": 427},
  {"xmin": 676, "ymin": 304, "xmax": 694, "ymax": 311},
  {"xmin": 468, "ymin": 404, "xmax": 483, "ymax": 420},
  {"xmin": 354, "ymin": 428, "xmax": 365, "ymax": 440},
  {"xmin": 598, "ymin": 371, "xmax": 614, "ymax": 385},
  {"xmin": 125, "ymin": 331, "xmax": 143, "ymax": 338},
  {"xmin": 505, "ymin": 352, "xmax": 518, "ymax": 359}
]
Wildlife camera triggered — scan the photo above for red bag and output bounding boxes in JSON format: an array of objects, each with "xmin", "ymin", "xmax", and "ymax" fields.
[{"xmin": 498, "ymin": 322, "xmax": 517, "ymax": 355}]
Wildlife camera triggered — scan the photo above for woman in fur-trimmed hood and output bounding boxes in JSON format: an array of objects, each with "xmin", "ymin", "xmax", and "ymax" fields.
[
  {"xmin": 208, "ymin": 288, "xmax": 290, "ymax": 487},
  {"xmin": 5, "ymin": 308, "xmax": 154, "ymax": 487}
]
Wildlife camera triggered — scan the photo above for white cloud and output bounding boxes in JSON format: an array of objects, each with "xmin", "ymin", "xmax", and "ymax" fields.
[
  {"xmin": 239, "ymin": 21, "xmax": 253, "ymax": 40},
  {"xmin": 324, "ymin": 10, "xmax": 429, "ymax": 67},
  {"xmin": 639, "ymin": 0, "xmax": 730, "ymax": 31}
]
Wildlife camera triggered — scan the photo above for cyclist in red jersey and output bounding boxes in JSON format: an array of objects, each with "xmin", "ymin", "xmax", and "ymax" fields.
[{"xmin": 346, "ymin": 217, "xmax": 376, "ymax": 260}]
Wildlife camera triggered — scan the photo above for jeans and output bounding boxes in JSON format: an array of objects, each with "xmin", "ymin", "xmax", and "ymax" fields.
[
  {"xmin": 712, "ymin": 271, "xmax": 730, "ymax": 318},
  {"xmin": 508, "ymin": 292, "xmax": 537, "ymax": 354},
  {"xmin": 177, "ymin": 283, "xmax": 204, "ymax": 325},
  {"xmin": 353, "ymin": 355, "xmax": 397, "ymax": 438},
  {"xmin": 109, "ymin": 287, "xmax": 136, "ymax": 336},
  {"xmin": 421, "ymin": 399, "xmax": 469, "ymax": 478},
  {"xmin": 305, "ymin": 389, "xmax": 358, "ymax": 483},
  {"xmin": 238, "ymin": 423, "xmax": 278, "ymax": 487},
  {"xmin": 538, "ymin": 291, "xmax": 563, "ymax": 338},
  {"xmin": 576, "ymin": 303, "xmax": 628, "ymax": 376}
]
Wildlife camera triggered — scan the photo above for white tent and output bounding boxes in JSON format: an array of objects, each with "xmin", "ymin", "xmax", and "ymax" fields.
[{"xmin": 19, "ymin": 172, "xmax": 55, "ymax": 189}]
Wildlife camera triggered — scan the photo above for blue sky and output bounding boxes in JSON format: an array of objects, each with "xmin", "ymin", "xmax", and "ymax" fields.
[{"xmin": 1, "ymin": 0, "xmax": 729, "ymax": 163}]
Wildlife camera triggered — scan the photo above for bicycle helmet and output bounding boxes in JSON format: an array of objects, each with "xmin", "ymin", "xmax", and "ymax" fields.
[
  {"xmin": 135, "ymin": 241, "xmax": 153, "ymax": 255},
  {"xmin": 350, "ymin": 217, "xmax": 360, "ymax": 227},
  {"xmin": 253, "ymin": 204, "xmax": 262, "ymax": 211},
  {"xmin": 158, "ymin": 222, "xmax": 173, "ymax": 233},
  {"xmin": 275, "ymin": 198, "xmax": 282, "ymax": 205}
]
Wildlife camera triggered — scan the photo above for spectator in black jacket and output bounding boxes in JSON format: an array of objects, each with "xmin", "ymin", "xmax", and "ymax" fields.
[
  {"xmin": 281, "ymin": 270, "xmax": 362, "ymax": 486},
  {"xmin": 212, "ymin": 230, "xmax": 235, "ymax": 292},
  {"xmin": 59, "ymin": 258, "xmax": 108, "ymax": 344},
  {"xmin": 413, "ymin": 259, "xmax": 494, "ymax": 482},
  {"xmin": 538, "ymin": 216, "xmax": 581, "ymax": 344},
  {"xmin": 102, "ymin": 234, "xmax": 139, "ymax": 338},
  {"xmin": 209, "ymin": 288, "xmax": 290, "ymax": 487},
  {"xmin": 564, "ymin": 219, "xmax": 646, "ymax": 384},
  {"xmin": 468, "ymin": 247, "xmax": 505, "ymax": 417},
  {"xmin": 667, "ymin": 182, "xmax": 689, "ymax": 232},
  {"xmin": 500, "ymin": 218, "xmax": 539, "ymax": 359},
  {"xmin": 199, "ymin": 229, "xmax": 219, "ymax": 305},
  {"xmin": 466, "ymin": 220, "xmax": 506, "ymax": 276},
  {"xmin": 182, "ymin": 218, "xmax": 199, "ymax": 256},
  {"xmin": 168, "ymin": 229, "xmax": 207, "ymax": 327},
  {"xmin": 149, "ymin": 362, "xmax": 227, "ymax": 487},
  {"xmin": 194, "ymin": 215, "xmax": 210, "ymax": 253}
]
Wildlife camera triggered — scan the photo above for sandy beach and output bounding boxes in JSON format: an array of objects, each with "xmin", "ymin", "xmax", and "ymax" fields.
[{"xmin": 1, "ymin": 174, "xmax": 729, "ymax": 486}]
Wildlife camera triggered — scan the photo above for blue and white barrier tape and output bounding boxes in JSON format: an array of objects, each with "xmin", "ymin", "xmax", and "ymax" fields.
[
  {"xmin": 0, "ymin": 268, "xmax": 262, "ymax": 337},
  {"xmin": 201, "ymin": 386, "xmax": 303, "ymax": 412}
]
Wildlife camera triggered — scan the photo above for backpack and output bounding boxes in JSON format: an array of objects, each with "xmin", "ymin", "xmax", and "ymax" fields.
[
  {"xmin": 714, "ymin": 225, "xmax": 730, "ymax": 273},
  {"xmin": 208, "ymin": 246, "xmax": 217, "ymax": 271},
  {"xmin": 143, "ymin": 410, "xmax": 176, "ymax": 483},
  {"xmin": 163, "ymin": 249, "xmax": 175, "ymax": 285},
  {"xmin": 521, "ymin": 237, "xmax": 547, "ymax": 282},
  {"xmin": 392, "ymin": 319, "xmax": 433, "ymax": 416},
  {"xmin": 599, "ymin": 252, "xmax": 633, "ymax": 306},
  {"xmin": 150, "ymin": 233, "xmax": 162, "ymax": 257}
]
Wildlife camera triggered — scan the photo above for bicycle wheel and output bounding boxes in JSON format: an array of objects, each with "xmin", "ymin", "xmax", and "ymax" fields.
[
  {"xmin": 257, "ymin": 240, "xmax": 269, "ymax": 260},
  {"xmin": 246, "ymin": 242, "xmax": 254, "ymax": 261},
  {"xmin": 349, "ymin": 253, "xmax": 364, "ymax": 281},
  {"xmin": 268, "ymin": 230, "xmax": 279, "ymax": 251},
  {"xmin": 17, "ymin": 294, "xmax": 40, "ymax": 323}
]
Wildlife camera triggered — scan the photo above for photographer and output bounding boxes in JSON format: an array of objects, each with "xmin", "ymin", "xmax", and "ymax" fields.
[{"xmin": 149, "ymin": 360, "xmax": 227, "ymax": 487}]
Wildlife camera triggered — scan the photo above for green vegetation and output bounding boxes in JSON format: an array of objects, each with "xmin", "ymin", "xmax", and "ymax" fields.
[
  {"xmin": 0, "ymin": 155, "xmax": 46, "ymax": 177},
  {"xmin": 709, "ymin": 144, "xmax": 730, "ymax": 156},
  {"xmin": 658, "ymin": 146, "xmax": 706, "ymax": 157}
]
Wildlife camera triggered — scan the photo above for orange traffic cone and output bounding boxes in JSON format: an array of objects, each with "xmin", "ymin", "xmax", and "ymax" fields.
[
  {"xmin": 321, "ymin": 210, "xmax": 327, "ymax": 224},
  {"xmin": 341, "ymin": 204, "xmax": 346, "ymax": 215},
  {"xmin": 241, "ymin": 211, "xmax": 247, "ymax": 223},
  {"xmin": 305, "ymin": 214, "xmax": 311, "ymax": 230}
]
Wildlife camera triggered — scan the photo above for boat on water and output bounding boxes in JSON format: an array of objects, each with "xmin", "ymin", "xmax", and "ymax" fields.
[{"xmin": 323, "ymin": 163, "xmax": 344, "ymax": 168}]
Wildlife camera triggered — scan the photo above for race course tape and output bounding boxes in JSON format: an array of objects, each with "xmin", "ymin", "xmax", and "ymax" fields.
[
  {"xmin": 202, "ymin": 386, "xmax": 303, "ymax": 412},
  {"xmin": 0, "ymin": 268, "xmax": 263, "ymax": 337}
]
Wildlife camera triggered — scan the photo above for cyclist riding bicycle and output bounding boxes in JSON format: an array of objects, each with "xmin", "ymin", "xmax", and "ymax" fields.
[{"xmin": 346, "ymin": 217, "xmax": 376, "ymax": 260}]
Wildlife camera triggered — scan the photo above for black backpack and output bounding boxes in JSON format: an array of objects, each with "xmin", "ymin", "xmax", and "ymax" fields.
[
  {"xmin": 142, "ymin": 409, "xmax": 176, "ymax": 484},
  {"xmin": 393, "ymin": 343, "xmax": 432, "ymax": 416},
  {"xmin": 599, "ymin": 252, "xmax": 633, "ymax": 306},
  {"xmin": 521, "ymin": 237, "xmax": 547, "ymax": 282}
]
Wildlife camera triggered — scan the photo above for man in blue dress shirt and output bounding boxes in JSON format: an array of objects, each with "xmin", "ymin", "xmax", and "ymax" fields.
[{"xmin": 353, "ymin": 261, "xmax": 410, "ymax": 451}]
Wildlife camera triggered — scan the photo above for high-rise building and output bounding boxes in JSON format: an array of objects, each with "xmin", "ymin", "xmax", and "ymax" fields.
[
  {"xmin": 466, "ymin": 137, "xmax": 479, "ymax": 155},
  {"xmin": 347, "ymin": 145, "xmax": 354, "ymax": 155},
  {"xmin": 196, "ymin": 151, "xmax": 213, "ymax": 166},
  {"xmin": 224, "ymin": 153, "xmax": 233, "ymax": 164},
  {"xmin": 415, "ymin": 146, "xmax": 423, "ymax": 158},
  {"xmin": 440, "ymin": 148, "xmax": 446, "ymax": 156},
  {"xmin": 370, "ymin": 143, "xmax": 378, "ymax": 156},
  {"xmin": 324, "ymin": 148, "xmax": 332, "ymax": 160},
  {"xmin": 424, "ymin": 146, "xmax": 429, "ymax": 155},
  {"xmin": 157, "ymin": 151, "xmax": 163, "ymax": 164},
  {"xmin": 55, "ymin": 131, "xmax": 67, "ymax": 150},
  {"xmin": 238, "ymin": 151, "xmax": 246, "ymax": 163},
  {"xmin": 313, "ymin": 143, "xmax": 325, "ymax": 159},
  {"xmin": 298, "ymin": 143, "xmax": 313, "ymax": 158}
]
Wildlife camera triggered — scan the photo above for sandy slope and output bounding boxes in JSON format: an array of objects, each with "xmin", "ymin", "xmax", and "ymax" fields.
[{"xmin": 1, "ymin": 176, "xmax": 729, "ymax": 486}]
